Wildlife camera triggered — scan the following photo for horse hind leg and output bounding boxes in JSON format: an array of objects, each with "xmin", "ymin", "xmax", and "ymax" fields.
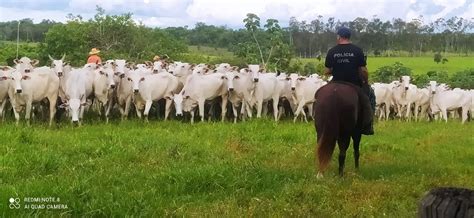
[
  {"xmin": 337, "ymin": 135, "xmax": 351, "ymax": 177},
  {"xmin": 352, "ymin": 133, "xmax": 362, "ymax": 169}
]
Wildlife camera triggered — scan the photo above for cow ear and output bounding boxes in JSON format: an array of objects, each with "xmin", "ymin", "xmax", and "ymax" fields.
[
  {"xmin": 258, "ymin": 68, "xmax": 264, "ymax": 73},
  {"xmin": 145, "ymin": 61, "xmax": 152, "ymax": 66},
  {"xmin": 31, "ymin": 59, "xmax": 39, "ymax": 66},
  {"xmin": 59, "ymin": 103, "xmax": 69, "ymax": 108},
  {"xmin": 14, "ymin": 59, "xmax": 20, "ymax": 64},
  {"xmin": 81, "ymin": 101, "xmax": 91, "ymax": 106},
  {"xmin": 232, "ymin": 66, "xmax": 239, "ymax": 71},
  {"xmin": 165, "ymin": 95, "xmax": 173, "ymax": 100}
]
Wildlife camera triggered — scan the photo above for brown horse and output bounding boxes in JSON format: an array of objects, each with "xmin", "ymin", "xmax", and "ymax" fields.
[{"xmin": 313, "ymin": 82, "xmax": 362, "ymax": 178}]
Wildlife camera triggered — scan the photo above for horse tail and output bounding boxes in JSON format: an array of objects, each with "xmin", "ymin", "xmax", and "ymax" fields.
[{"xmin": 317, "ymin": 128, "xmax": 337, "ymax": 173}]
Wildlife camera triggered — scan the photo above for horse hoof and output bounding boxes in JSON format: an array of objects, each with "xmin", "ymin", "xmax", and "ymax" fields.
[{"xmin": 317, "ymin": 172, "xmax": 323, "ymax": 179}]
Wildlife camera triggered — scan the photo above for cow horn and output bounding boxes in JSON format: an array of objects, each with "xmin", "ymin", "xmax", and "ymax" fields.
[
  {"xmin": 61, "ymin": 54, "xmax": 66, "ymax": 61},
  {"xmin": 48, "ymin": 54, "xmax": 54, "ymax": 61}
]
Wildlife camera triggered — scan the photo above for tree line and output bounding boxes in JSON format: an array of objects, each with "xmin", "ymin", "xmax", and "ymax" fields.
[{"xmin": 1, "ymin": 8, "xmax": 473, "ymax": 70}]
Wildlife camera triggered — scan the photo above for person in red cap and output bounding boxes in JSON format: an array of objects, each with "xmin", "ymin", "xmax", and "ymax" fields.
[
  {"xmin": 87, "ymin": 48, "xmax": 102, "ymax": 64},
  {"xmin": 324, "ymin": 27, "xmax": 374, "ymax": 135}
]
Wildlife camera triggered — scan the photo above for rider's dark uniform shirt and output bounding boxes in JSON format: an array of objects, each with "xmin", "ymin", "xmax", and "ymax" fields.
[{"xmin": 325, "ymin": 44, "xmax": 366, "ymax": 87}]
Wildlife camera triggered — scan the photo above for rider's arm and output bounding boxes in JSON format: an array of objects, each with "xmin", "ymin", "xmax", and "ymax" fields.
[
  {"xmin": 359, "ymin": 66, "xmax": 368, "ymax": 84},
  {"xmin": 358, "ymin": 51, "xmax": 368, "ymax": 84},
  {"xmin": 325, "ymin": 67, "xmax": 333, "ymax": 76},
  {"xmin": 324, "ymin": 50, "xmax": 334, "ymax": 76}
]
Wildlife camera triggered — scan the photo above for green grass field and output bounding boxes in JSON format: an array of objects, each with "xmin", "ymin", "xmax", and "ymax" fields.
[
  {"xmin": 367, "ymin": 56, "xmax": 474, "ymax": 75},
  {"xmin": 1, "ymin": 119, "xmax": 473, "ymax": 216},
  {"xmin": 299, "ymin": 56, "xmax": 474, "ymax": 75}
]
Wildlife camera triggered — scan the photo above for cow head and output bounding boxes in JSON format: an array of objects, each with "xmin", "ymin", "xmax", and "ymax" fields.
[
  {"xmin": 152, "ymin": 61, "xmax": 168, "ymax": 73},
  {"xmin": 223, "ymin": 71, "xmax": 240, "ymax": 92},
  {"xmin": 114, "ymin": 59, "xmax": 128, "ymax": 77},
  {"xmin": 400, "ymin": 75, "xmax": 411, "ymax": 91},
  {"xmin": 248, "ymin": 64, "xmax": 261, "ymax": 82},
  {"xmin": 215, "ymin": 63, "xmax": 231, "ymax": 73},
  {"xmin": 127, "ymin": 71, "xmax": 144, "ymax": 93},
  {"xmin": 98, "ymin": 68, "xmax": 116, "ymax": 89},
  {"xmin": 287, "ymin": 73, "xmax": 306, "ymax": 91},
  {"xmin": 14, "ymin": 57, "xmax": 38, "ymax": 73},
  {"xmin": 61, "ymin": 94, "xmax": 89, "ymax": 124},
  {"xmin": 429, "ymin": 81, "xmax": 438, "ymax": 95},
  {"xmin": 169, "ymin": 62, "xmax": 192, "ymax": 77},
  {"xmin": 49, "ymin": 54, "xmax": 66, "ymax": 77},
  {"xmin": 10, "ymin": 70, "xmax": 30, "ymax": 94}
]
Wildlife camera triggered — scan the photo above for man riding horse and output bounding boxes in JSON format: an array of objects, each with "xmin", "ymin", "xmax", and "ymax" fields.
[{"xmin": 324, "ymin": 27, "xmax": 374, "ymax": 135}]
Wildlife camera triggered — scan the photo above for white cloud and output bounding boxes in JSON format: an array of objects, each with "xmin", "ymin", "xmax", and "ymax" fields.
[
  {"xmin": 430, "ymin": 0, "xmax": 466, "ymax": 19},
  {"xmin": 0, "ymin": 0, "xmax": 472, "ymax": 28},
  {"xmin": 458, "ymin": 2, "xmax": 474, "ymax": 19},
  {"xmin": 0, "ymin": 6, "xmax": 77, "ymax": 23}
]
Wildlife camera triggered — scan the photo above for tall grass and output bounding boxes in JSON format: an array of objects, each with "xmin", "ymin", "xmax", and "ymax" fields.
[{"xmin": 1, "ymin": 119, "xmax": 473, "ymax": 216}]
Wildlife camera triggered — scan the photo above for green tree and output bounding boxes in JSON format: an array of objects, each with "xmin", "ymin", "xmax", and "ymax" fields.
[
  {"xmin": 372, "ymin": 62, "xmax": 412, "ymax": 83},
  {"xmin": 434, "ymin": 53, "xmax": 442, "ymax": 64},
  {"xmin": 40, "ymin": 6, "xmax": 187, "ymax": 66},
  {"xmin": 243, "ymin": 13, "xmax": 265, "ymax": 65}
]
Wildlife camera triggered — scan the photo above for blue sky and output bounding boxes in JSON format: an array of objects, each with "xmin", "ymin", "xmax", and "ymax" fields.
[{"xmin": 0, "ymin": 0, "xmax": 472, "ymax": 28}]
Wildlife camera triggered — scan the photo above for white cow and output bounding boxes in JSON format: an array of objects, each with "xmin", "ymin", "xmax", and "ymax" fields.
[
  {"xmin": 14, "ymin": 57, "xmax": 39, "ymax": 73},
  {"xmin": 92, "ymin": 66, "xmax": 116, "ymax": 122},
  {"xmin": 117, "ymin": 68, "xmax": 152, "ymax": 119},
  {"xmin": 135, "ymin": 72, "xmax": 179, "ymax": 121},
  {"xmin": 8, "ymin": 67, "xmax": 59, "ymax": 125},
  {"xmin": 169, "ymin": 62, "xmax": 193, "ymax": 92},
  {"xmin": 0, "ymin": 67, "xmax": 13, "ymax": 119},
  {"xmin": 288, "ymin": 73, "xmax": 325, "ymax": 122},
  {"xmin": 470, "ymin": 90, "xmax": 474, "ymax": 120},
  {"xmin": 172, "ymin": 72, "xmax": 228, "ymax": 123},
  {"xmin": 223, "ymin": 69, "xmax": 254, "ymax": 123},
  {"xmin": 413, "ymin": 87, "xmax": 430, "ymax": 121},
  {"xmin": 372, "ymin": 83, "xmax": 394, "ymax": 120},
  {"xmin": 429, "ymin": 81, "xmax": 471, "ymax": 123},
  {"xmin": 61, "ymin": 68, "xmax": 91, "ymax": 124},
  {"xmin": 276, "ymin": 73, "xmax": 297, "ymax": 120},
  {"xmin": 392, "ymin": 76, "xmax": 418, "ymax": 120},
  {"xmin": 248, "ymin": 65, "xmax": 280, "ymax": 121}
]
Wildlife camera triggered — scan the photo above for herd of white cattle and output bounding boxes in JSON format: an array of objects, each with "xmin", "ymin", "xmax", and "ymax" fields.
[
  {"xmin": 0, "ymin": 56, "xmax": 473, "ymax": 126},
  {"xmin": 373, "ymin": 75, "xmax": 474, "ymax": 124}
]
